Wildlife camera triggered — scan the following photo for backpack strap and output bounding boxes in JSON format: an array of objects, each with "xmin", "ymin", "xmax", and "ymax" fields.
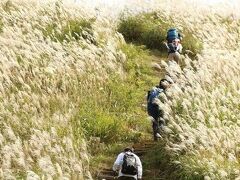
[{"xmin": 147, "ymin": 88, "xmax": 164, "ymax": 103}]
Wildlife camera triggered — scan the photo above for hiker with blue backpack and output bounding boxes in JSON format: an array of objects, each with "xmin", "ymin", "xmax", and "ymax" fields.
[
  {"xmin": 113, "ymin": 147, "xmax": 142, "ymax": 180},
  {"xmin": 166, "ymin": 28, "xmax": 183, "ymax": 64},
  {"xmin": 147, "ymin": 79, "xmax": 172, "ymax": 141}
]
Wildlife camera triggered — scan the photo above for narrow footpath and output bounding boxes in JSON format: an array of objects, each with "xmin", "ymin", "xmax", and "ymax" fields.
[{"xmin": 97, "ymin": 52, "xmax": 167, "ymax": 180}]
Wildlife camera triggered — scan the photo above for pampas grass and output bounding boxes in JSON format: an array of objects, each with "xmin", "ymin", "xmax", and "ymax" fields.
[{"xmin": 1, "ymin": 0, "xmax": 240, "ymax": 179}]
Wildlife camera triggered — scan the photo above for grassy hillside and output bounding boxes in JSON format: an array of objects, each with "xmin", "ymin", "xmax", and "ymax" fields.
[
  {"xmin": 139, "ymin": 3, "xmax": 240, "ymax": 179},
  {"xmin": 0, "ymin": 0, "xmax": 240, "ymax": 179},
  {"xmin": 0, "ymin": 0, "xmax": 125, "ymax": 179},
  {"xmin": 0, "ymin": 0, "xmax": 158, "ymax": 179}
]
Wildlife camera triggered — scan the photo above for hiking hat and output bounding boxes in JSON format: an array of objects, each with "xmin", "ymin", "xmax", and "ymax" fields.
[
  {"xmin": 124, "ymin": 147, "xmax": 134, "ymax": 152},
  {"xmin": 159, "ymin": 78, "xmax": 172, "ymax": 90},
  {"xmin": 159, "ymin": 78, "xmax": 172, "ymax": 86}
]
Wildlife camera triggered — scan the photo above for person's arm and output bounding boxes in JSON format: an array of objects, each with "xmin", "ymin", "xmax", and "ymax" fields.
[
  {"xmin": 147, "ymin": 90, "xmax": 151, "ymax": 102},
  {"xmin": 178, "ymin": 44, "xmax": 183, "ymax": 53},
  {"xmin": 135, "ymin": 156, "xmax": 142, "ymax": 179},
  {"xmin": 164, "ymin": 42, "xmax": 170, "ymax": 50},
  {"xmin": 113, "ymin": 153, "xmax": 124, "ymax": 172}
]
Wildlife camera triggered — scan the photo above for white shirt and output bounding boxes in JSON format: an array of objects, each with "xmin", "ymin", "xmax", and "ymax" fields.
[
  {"xmin": 166, "ymin": 39, "xmax": 183, "ymax": 53},
  {"xmin": 112, "ymin": 152, "xmax": 142, "ymax": 179}
]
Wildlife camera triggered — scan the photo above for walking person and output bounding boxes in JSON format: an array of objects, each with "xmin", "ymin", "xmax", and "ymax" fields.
[
  {"xmin": 113, "ymin": 147, "xmax": 142, "ymax": 180},
  {"xmin": 166, "ymin": 28, "xmax": 183, "ymax": 64},
  {"xmin": 147, "ymin": 79, "xmax": 171, "ymax": 141}
]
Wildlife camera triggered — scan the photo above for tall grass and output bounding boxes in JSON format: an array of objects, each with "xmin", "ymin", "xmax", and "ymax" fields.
[
  {"xmin": 118, "ymin": 12, "xmax": 203, "ymax": 56},
  {"xmin": 149, "ymin": 8, "xmax": 240, "ymax": 179},
  {"xmin": 1, "ymin": 0, "xmax": 240, "ymax": 179},
  {"xmin": 71, "ymin": 43, "xmax": 159, "ymax": 176},
  {"xmin": 0, "ymin": 1, "xmax": 161, "ymax": 178},
  {"xmin": 0, "ymin": 18, "xmax": 3, "ymax": 33},
  {"xmin": 0, "ymin": 1, "xmax": 127, "ymax": 179},
  {"xmin": 74, "ymin": 43, "xmax": 157, "ymax": 144},
  {"xmin": 115, "ymin": 2, "xmax": 240, "ymax": 179},
  {"xmin": 42, "ymin": 18, "xmax": 96, "ymax": 44}
]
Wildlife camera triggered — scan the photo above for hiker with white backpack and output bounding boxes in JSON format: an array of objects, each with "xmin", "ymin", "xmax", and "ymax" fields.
[
  {"xmin": 113, "ymin": 147, "xmax": 142, "ymax": 180},
  {"xmin": 166, "ymin": 28, "xmax": 183, "ymax": 64}
]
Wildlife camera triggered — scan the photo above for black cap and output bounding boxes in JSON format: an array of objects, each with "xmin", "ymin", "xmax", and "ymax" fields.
[{"xmin": 124, "ymin": 147, "xmax": 133, "ymax": 152}]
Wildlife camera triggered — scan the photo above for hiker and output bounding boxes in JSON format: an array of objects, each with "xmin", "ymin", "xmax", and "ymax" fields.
[
  {"xmin": 147, "ymin": 79, "xmax": 171, "ymax": 141},
  {"xmin": 113, "ymin": 147, "xmax": 142, "ymax": 180},
  {"xmin": 166, "ymin": 28, "xmax": 183, "ymax": 64}
]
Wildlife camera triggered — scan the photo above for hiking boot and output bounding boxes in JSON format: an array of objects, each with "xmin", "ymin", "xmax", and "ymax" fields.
[
  {"xmin": 156, "ymin": 133, "xmax": 162, "ymax": 139},
  {"xmin": 153, "ymin": 133, "xmax": 162, "ymax": 141}
]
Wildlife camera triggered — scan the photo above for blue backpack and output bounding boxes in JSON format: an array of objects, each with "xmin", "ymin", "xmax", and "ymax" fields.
[
  {"xmin": 147, "ymin": 88, "xmax": 163, "ymax": 116},
  {"xmin": 167, "ymin": 28, "xmax": 179, "ymax": 42},
  {"xmin": 147, "ymin": 88, "xmax": 163, "ymax": 105}
]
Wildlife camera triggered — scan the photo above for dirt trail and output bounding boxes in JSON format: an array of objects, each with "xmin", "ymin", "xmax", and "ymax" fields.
[
  {"xmin": 97, "ymin": 52, "xmax": 167, "ymax": 180},
  {"xmin": 97, "ymin": 140, "xmax": 158, "ymax": 180}
]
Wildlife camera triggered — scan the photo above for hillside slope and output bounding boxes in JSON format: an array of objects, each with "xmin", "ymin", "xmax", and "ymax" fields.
[
  {"xmin": 147, "ymin": 2, "xmax": 240, "ymax": 179},
  {"xmin": 0, "ymin": 0, "xmax": 240, "ymax": 179},
  {"xmin": 0, "ymin": 0, "xmax": 126, "ymax": 179}
]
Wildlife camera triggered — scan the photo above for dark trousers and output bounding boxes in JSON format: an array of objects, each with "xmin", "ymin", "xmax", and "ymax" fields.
[
  {"xmin": 147, "ymin": 104, "xmax": 164, "ymax": 141},
  {"xmin": 152, "ymin": 119, "xmax": 160, "ymax": 141},
  {"xmin": 118, "ymin": 176, "xmax": 136, "ymax": 180}
]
